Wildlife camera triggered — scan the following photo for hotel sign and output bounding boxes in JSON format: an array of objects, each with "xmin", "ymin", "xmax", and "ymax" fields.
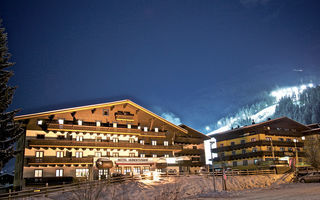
[{"xmin": 116, "ymin": 158, "xmax": 151, "ymax": 163}]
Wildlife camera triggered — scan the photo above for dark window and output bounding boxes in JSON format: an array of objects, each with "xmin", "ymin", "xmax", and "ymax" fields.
[
  {"xmin": 243, "ymin": 160, "xmax": 248, "ymax": 166},
  {"xmin": 231, "ymin": 142, "xmax": 235, "ymax": 146},
  {"xmin": 298, "ymin": 158, "xmax": 302, "ymax": 162},
  {"xmin": 279, "ymin": 138, "xmax": 284, "ymax": 142},
  {"xmin": 286, "ymin": 139, "xmax": 291, "ymax": 142},
  {"xmin": 233, "ymin": 161, "xmax": 237, "ymax": 167},
  {"xmin": 267, "ymin": 146, "xmax": 272, "ymax": 151},
  {"xmin": 241, "ymin": 140, "xmax": 245, "ymax": 144},
  {"xmin": 280, "ymin": 147, "xmax": 285, "ymax": 151},
  {"xmin": 221, "ymin": 152, "xmax": 225, "ymax": 157},
  {"xmin": 242, "ymin": 149, "xmax": 246, "ymax": 154},
  {"xmin": 36, "ymin": 134, "xmax": 45, "ymax": 139},
  {"xmin": 57, "ymin": 135, "xmax": 65, "ymax": 140},
  {"xmin": 232, "ymin": 151, "xmax": 236, "ymax": 155},
  {"xmin": 220, "ymin": 144, "xmax": 224, "ymax": 147},
  {"xmin": 252, "ymin": 148, "xmax": 257, "ymax": 152},
  {"xmin": 103, "ymin": 109, "xmax": 109, "ymax": 116},
  {"xmin": 288, "ymin": 147, "xmax": 293, "ymax": 152},
  {"xmin": 193, "ymin": 146, "xmax": 197, "ymax": 150}
]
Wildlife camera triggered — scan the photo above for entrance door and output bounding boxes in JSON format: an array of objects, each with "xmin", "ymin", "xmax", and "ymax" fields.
[{"xmin": 98, "ymin": 169, "xmax": 109, "ymax": 180}]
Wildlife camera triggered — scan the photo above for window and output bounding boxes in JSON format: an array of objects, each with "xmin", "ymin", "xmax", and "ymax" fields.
[
  {"xmin": 95, "ymin": 152, "xmax": 102, "ymax": 157},
  {"xmin": 36, "ymin": 134, "xmax": 45, "ymax": 139},
  {"xmin": 143, "ymin": 167, "xmax": 150, "ymax": 173},
  {"xmin": 133, "ymin": 167, "xmax": 141, "ymax": 174},
  {"xmin": 103, "ymin": 109, "xmax": 109, "ymax": 116},
  {"xmin": 242, "ymin": 149, "xmax": 246, "ymax": 154},
  {"xmin": 144, "ymin": 127, "xmax": 148, "ymax": 132},
  {"xmin": 76, "ymin": 135, "xmax": 83, "ymax": 141},
  {"xmin": 113, "ymin": 152, "xmax": 119, "ymax": 157},
  {"xmin": 37, "ymin": 120, "xmax": 43, "ymax": 125},
  {"xmin": 266, "ymin": 137, "xmax": 272, "ymax": 141},
  {"xmin": 96, "ymin": 137, "xmax": 102, "ymax": 142},
  {"xmin": 140, "ymin": 154, "xmax": 145, "ymax": 158},
  {"xmin": 220, "ymin": 144, "xmax": 224, "ymax": 147},
  {"xmin": 164, "ymin": 154, "xmax": 169, "ymax": 158},
  {"xmin": 251, "ymin": 138, "xmax": 256, "ymax": 142},
  {"xmin": 127, "ymin": 124, "xmax": 131, "ymax": 129},
  {"xmin": 56, "ymin": 151, "xmax": 64, "ymax": 158},
  {"xmin": 113, "ymin": 123, "xmax": 117, "ymax": 128},
  {"xmin": 298, "ymin": 158, "xmax": 302, "ymax": 163},
  {"xmin": 78, "ymin": 120, "xmax": 82, "ymax": 126},
  {"xmin": 106, "ymin": 151, "xmax": 111, "ymax": 157},
  {"xmin": 221, "ymin": 152, "xmax": 225, "ymax": 157},
  {"xmin": 286, "ymin": 138, "xmax": 291, "ymax": 142},
  {"xmin": 129, "ymin": 138, "xmax": 134, "ymax": 143},
  {"xmin": 278, "ymin": 138, "xmax": 284, "ymax": 142},
  {"xmin": 34, "ymin": 169, "xmax": 43, "ymax": 177},
  {"xmin": 57, "ymin": 135, "xmax": 65, "ymax": 140},
  {"xmin": 114, "ymin": 167, "xmax": 122, "ymax": 174},
  {"xmin": 193, "ymin": 146, "xmax": 197, "ymax": 149},
  {"xmin": 254, "ymin": 159, "xmax": 259, "ymax": 165},
  {"xmin": 75, "ymin": 152, "xmax": 83, "ymax": 158},
  {"xmin": 152, "ymin": 140, "xmax": 157, "ymax": 146},
  {"xmin": 243, "ymin": 160, "xmax": 248, "ymax": 166},
  {"xmin": 76, "ymin": 169, "xmax": 89, "ymax": 177},
  {"xmin": 231, "ymin": 142, "xmax": 235, "ymax": 146},
  {"xmin": 267, "ymin": 146, "xmax": 272, "ymax": 151},
  {"xmin": 233, "ymin": 161, "xmax": 237, "ymax": 167},
  {"xmin": 252, "ymin": 147, "xmax": 257, "ymax": 152},
  {"xmin": 232, "ymin": 151, "xmax": 236, "ymax": 155},
  {"xmin": 140, "ymin": 140, "xmax": 145, "ymax": 145},
  {"xmin": 297, "ymin": 148, "xmax": 300, "ymax": 152},
  {"xmin": 241, "ymin": 140, "xmax": 245, "ymax": 144},
  {"xmin": 280, "ymin": 147, "xmax": 285, "ymax": 151},
  {"xmin": 96, "ymin": 121, "xmax": 101, "ymax": 127},
  {"xmin": 124, "ymin": 167, "xmax": 131, "ymax": 174},
  {"xmin": 35, "ymin": 151, "xmax": 43, "ymax": 158},
  {"xmin": 155, "ymin": 128, "xmax": 159, "ymax": 132},
  {"xmin": 164, "ymin": 141, "xmax": 168, "ymax": 146},
  {"xmin": 153, "ymin": 154, "xmax": 157, "ymax": 158},
  {"xmin": 288, "ymin": 147, "xmax": 293, "ymax": 152},
  {"xmin": 58, "ymin": 119, "xmax": 64, "ymax": 125},
  {"xmin": 56, "ymin": 169, "xmax": 63, "ymax": 177},
  {"xmin": 129, "ymin": 153, "xmax": 135, "ymax": 157},
  {"xmin": 113, "ymin": 138, "xmax": 119, "ymax": 143}
]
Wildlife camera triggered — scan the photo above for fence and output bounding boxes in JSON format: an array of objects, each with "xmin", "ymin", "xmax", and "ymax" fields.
[{"xmin": 0, "ymin": 169, "xmax": 276, "ymax": 199}]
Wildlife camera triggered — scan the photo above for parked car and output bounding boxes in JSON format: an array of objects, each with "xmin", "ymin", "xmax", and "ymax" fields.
[
  {"xmin": 299, "ymin": 172, "xmax": 320, "ymax": 183},
  {"xmin": 297, "ymin": 166, "xmax": 316, "ymax": 177}
]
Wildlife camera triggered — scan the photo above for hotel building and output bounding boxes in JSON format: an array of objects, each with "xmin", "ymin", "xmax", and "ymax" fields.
[
  {"xmin": 13, "ymin": 100, "xmax": 209, "ymax": 187},
  {"xmin": 211, "ymin": 117, "xmax": 314, "ymax": 170}
]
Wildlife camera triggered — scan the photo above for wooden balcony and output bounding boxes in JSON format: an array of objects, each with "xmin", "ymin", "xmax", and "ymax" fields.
[
  {"xmin": 26, "ymin": 156, "xmax": 93, "ymax": 165},
  {"xmin": 47, "ymin": 123, "xmax": 166, "ymax": 137},
  {"xmin": 27, "ymin": 139, "xmax": 182, "ymax": 151},
  {"xmin": 175, "ymin": 149, "xmax": 204, "ymax": 156},
  {"xmin": 212, "ymin": 140, "xmax": 304, "ymax": 153},
  {"xmin": 174, "ymin": 137, "xmax": 204, "ymax": 144},
  {"xmin": 115, "ymin": 115, "xmax": 134, "ymax": 121}
]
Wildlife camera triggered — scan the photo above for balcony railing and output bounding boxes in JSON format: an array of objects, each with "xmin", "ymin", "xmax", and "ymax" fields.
[
  {"xmin": 47, "ymin": 123, "xmax": 166, "ymax": 137},
  {"xmin": 175, "ymin": 149, "xmax": 203, "ymax": 156},
  {"xmin": 174, "ymin": 137, "xmax": 204, "ymax": 144},
  {"xmin": 212, "ymin": 140, "xmax": 304, "ymax": 153},
  {"xmin": 27, "ymin": 139, "xmax": 182, "ymax": 150},
  {"xmin": 26, "ymin": 156, "xmax": 93, "ymax": 165}
]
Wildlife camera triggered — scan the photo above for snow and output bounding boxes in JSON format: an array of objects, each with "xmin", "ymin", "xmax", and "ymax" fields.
[{"xmin": 250, "ymin": 104, "xmax": 277, "ymax": 123}]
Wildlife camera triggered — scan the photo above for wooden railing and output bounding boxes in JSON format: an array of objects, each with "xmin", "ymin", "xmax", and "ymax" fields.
[
  {"xmin": 174, "ymin": 137, "xmax": 204, "ymax": 144},
  {"xmin": 26, "ymin": 157, "xmax": 93, "ymax": 165}
]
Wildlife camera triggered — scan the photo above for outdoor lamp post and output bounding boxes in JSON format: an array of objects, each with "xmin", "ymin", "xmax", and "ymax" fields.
[
  {"xmin": 293, "ymin": 139, "xmax": 298, "ymax": 168},
  {"xmin": 210, "ymin": 141, "xmax": 216, "ymax": 192}
]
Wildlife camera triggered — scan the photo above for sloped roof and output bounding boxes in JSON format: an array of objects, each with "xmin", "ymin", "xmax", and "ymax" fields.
[
  {"xmin": 179, "ymin": 124, "xmax": 210, "ymax": 139},
  {"xmin": 14, "ymin": 99, "xmax": 188, "ymax": 133}
]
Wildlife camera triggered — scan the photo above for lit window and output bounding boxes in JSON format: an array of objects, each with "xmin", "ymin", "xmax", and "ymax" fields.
[
  {"xmin": 140, "ymin": 140, "xmax": 144, "ymax": 145},
  {"xmin": 76, "ymin": 169, "xmax": 89, "ymax": 177},
  {"xmin": 34, "ymin": 169, "xmax": 43, "ymax": 177},
  {"xmin": 129, "ymin": 138, "xmax": 134, "ymax": 143},
  {"xmin": 113, "ymin": 152, "xmax": 119, "ymax": 157},
  {"xmin": 96, "ymin": 121, "xmax": 101, "ymax": 127},
  {"xmin": 76, "ymin": 136, "xmax": 83, "ymax": 141},
  {"xmin": 129, "ymin": 153, "xmax": 135, "ymax": 157},
  {"xmin": 251, "ymin": 138, "xmax": 256, "ymax": 142},
  {"xmin": 140, "ymin": 154, "xmax": 145, "ymax": 158},
  {"xmin": 152, "ymin": 140, "xmax": 157, "ymax": 146},
  {"xmin": 76, "ymin": 152, "xmax": 83, "ymax": 158},
  {"xmin": 95, "ymin": 152, "xmax": 102, "ymax": 157},
  {"xmin": 58, "ymin": 119, "xmax": 64, "ymax": 125},
  {"xmin": 155, "ymin": 128, "xmax": 159, "ymax": 132},
  {"xmin": 78, "ymin": 120, "xmax": 82, "ymax": 126},
  {"xmin": 153, "ymin": 154, "xmax": 157, "ymax": 158},
  {"xmin": 36, "ymin": 151, "xmax": 43, "ymax": 158},
  {"xmin": 144, "ymin": 127, "xmax": 148, "ymax": 132},
  {"xmin": 37, "ymin": 120, "xmax": 43, "ymax": 125},
  {"xmin": 164, "ymin": 141, "xmax": 168, "ymax": 146},
  {"xmin": 266, "ymin": 137, "xmax": 271, "ymax": 141},
  {"xmin": 254, "ymin": 159, "xmax": 259, "ymax": 165},
  {"xmin": 138, "ymin": 126, "xmax": 141, "ymax": 130},
  {"xmin": 56, "ymin": 151, "xmax": 64, "ymax": 158},
  {"xmin": 127, "ymin": 124, "xmax": 131, "ymax": 129},
  {"xmin": 113, "ymin": 138, "xmax": 119, "ymax": 143},
  {"xmin": 113, "ymin": 123, "xmax": 117, "ymax": 128},
  {"xmin": 164, "ymin": 154, "xmax": 169, "ymax": 158},
  {"xmin": 56, "ymin": 169, "xmax": 63, "ymax": 177}
]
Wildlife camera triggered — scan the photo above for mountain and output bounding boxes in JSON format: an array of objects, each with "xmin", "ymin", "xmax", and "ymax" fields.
[{"xmin": 208, "ymin": 83, "xmax": 319, "ymax": 135}]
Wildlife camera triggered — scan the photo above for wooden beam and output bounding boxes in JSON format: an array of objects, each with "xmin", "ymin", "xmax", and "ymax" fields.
[
  {"xmin": 123, "ymin": 103, "xmax": 127, "ymax": 109},
  {"xmin": 136, "ymin": 109, "xmax": 140, "ymax": 114},
  {"xmin": 150, "ymin": 118, "xmax": 155, "ymax": 131},
  {"xmin": 110, "ymin": 106, "xmax": 115, "ymax": 111}
]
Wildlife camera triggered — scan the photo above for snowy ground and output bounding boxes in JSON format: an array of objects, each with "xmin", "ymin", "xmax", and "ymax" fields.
[{"xmin": 28, "ymin": 174, "xmax": 301, "ymax": 200}]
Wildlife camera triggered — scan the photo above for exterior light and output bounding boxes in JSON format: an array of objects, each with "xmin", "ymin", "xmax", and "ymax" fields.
[
  {"xmin": 37, "ymin": 120, "xmax": 43, "ymax": 125},
  {"xmin": 78, "ymin": 120, "xmax": 82, "ymax": 126},
  {"xmin": 58, "ymin": 119, "xmax": 64, "ymax": 125},
  {"xmin": 301, "ymin": 136, "xmax": 305, "ymax": 141},
  {"xmin": 293, "ymin": 139, "xmax": 297, "ymax": 143}
]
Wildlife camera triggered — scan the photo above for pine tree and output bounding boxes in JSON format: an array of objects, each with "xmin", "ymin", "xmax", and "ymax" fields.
[{"xmin": 0, "ymin": 19, "xmax": 23, "ymax": 170}]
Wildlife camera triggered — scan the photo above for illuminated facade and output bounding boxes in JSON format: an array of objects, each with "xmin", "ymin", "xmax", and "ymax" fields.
[
  {"xmin": 14, "ymin": 100, "xmax": 209, "ymax": 187},
  {"xmin": 211, "ymin": 117, "xmax": 312, "ymax": 170}
]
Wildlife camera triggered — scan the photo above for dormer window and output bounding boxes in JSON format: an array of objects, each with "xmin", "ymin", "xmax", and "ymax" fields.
[
  {"xmin": 96, "ymin": 121, "xmax": 101, "ymax": 127},
  {"xmin": 154, "ymin": 128, "xmax": 159, "ymax": 132},
  {"xmin": 113, "ymin": 123, "xmax": 117, "ymax": 128},
  {"xmin": 58, "ymin": 119, "xmax": 64, "ymax": 125},
  {"xmin": 78, "ymin": 120, "xmax": 82, "ymax": 126},
  {"xmin": 37, "ymin": 120, "xmax": 43, "ymax": 125},
  {"xmin": 144, "ymin": 127, "xmax": 148, "ymax": 132}
]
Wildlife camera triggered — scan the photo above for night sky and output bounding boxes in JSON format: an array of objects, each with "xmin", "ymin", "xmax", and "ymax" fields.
[{"xmin": 1, "ymin": 0, "xmax": 320, "ymax": 133}]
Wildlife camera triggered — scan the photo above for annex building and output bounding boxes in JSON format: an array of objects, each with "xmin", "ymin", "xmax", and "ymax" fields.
[
  {"xmin": 211, "ymin": 117, "xmax": 320, "ymax": 170},
  {"xmin": 14, "ymin": 99, "xmax": 209, "ymax": 187}
]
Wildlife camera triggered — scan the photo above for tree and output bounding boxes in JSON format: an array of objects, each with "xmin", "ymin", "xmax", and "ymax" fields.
[
  {"xmin": 304, "ymin": 135, "xmax": 320, "ymax": 170},
  {"xmin": 0, "ymin": 19, "xmax": 23, "ymax": 170}
]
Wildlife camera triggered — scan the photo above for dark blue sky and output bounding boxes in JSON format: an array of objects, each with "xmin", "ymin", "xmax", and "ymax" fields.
[{"xmin": 1, "ymin": 0, "xmax": 320, "ymax": 132}]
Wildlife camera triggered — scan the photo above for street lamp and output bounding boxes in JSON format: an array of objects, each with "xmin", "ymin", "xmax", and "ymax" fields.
[
  {"xmin": 293, "ymin": 139, "xmax": 298, "ymax": 168},
  {"xmin": 210, "ymin": 141, "xmax": 216, "ymax": 192}
]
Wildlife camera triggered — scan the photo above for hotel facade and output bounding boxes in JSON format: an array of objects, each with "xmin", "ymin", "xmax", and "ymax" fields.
[
  {"xmin": 14, "ymin": 100, "xmax": 209, "ymax": 187},
  {"xmin": 211, "ymin": 117, "xmax": 320, "ymax": 170}
]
